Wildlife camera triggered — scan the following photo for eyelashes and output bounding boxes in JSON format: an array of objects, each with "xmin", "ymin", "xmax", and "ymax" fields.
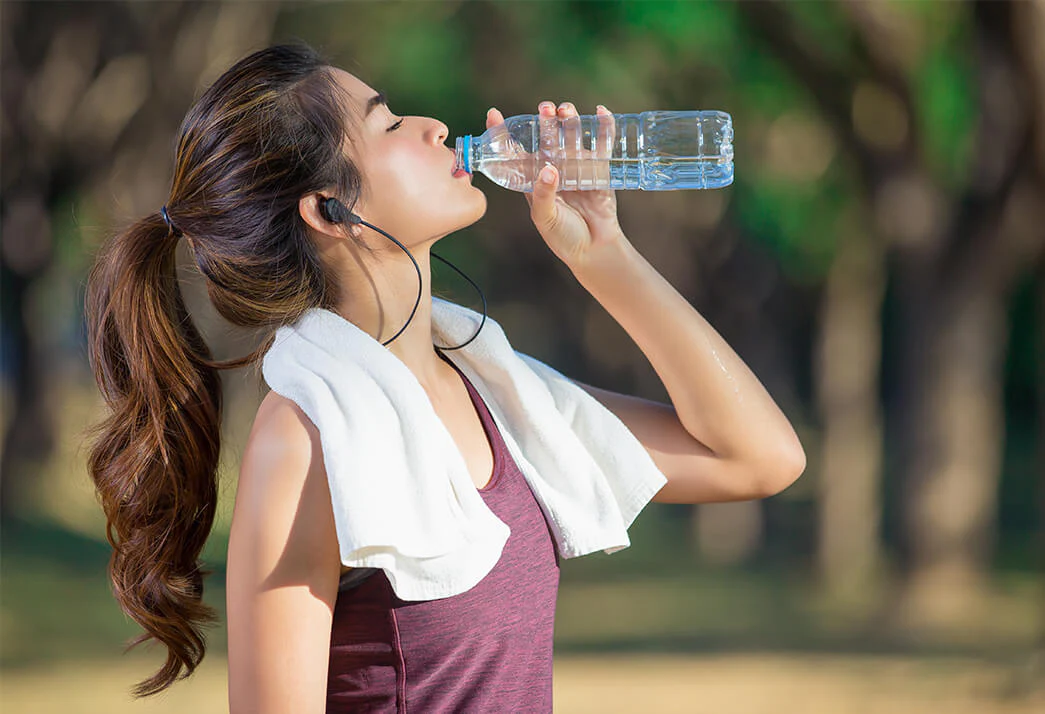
[{"xmin": 388, "ymin": 118, "xmax": 404, "ymax": 132}]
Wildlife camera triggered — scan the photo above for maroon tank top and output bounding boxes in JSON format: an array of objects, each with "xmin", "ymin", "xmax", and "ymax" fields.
[{"xmin": 326, "ymin": 349, "xmax": 561, "ymax": 713}]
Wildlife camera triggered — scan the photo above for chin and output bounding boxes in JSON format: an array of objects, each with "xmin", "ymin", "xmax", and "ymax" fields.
[
  {"xmin": 470, "ymin": 188, "xmax": 488, "ymax": 217},
  {"xmin": 430, "ymin": 193, "xmax": 487, "ymax": 242},
  {"xmin": 456, "ymin": 187, "xmax": 488, "ymax": 226}
]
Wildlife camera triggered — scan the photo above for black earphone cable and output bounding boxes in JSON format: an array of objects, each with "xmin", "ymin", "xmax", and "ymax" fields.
[{"xmin": 320, "ymin": 196, "xmax": 487, "ymax": 350}]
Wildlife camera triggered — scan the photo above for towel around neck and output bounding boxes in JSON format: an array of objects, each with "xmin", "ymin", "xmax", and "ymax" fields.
[{"xmin": 260, "ymin": 297, "xmax": 667, "ymax": 600}]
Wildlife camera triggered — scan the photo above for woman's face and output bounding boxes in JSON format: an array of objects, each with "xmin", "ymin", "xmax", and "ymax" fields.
[{"xmin": 334, "ymin": 68, "xmax": 487, "ymax": 246}]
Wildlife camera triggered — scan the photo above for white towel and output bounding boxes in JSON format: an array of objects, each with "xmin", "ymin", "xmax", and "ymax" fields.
[{"xmin": 260, "ymin": 297, "xmax": 667, "ymax": 600}]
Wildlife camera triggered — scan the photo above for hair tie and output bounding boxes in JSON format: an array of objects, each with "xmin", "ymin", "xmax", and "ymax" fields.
[{"xmin": 160, "ymin": 205, "xmax": 182, "ymax": 236}]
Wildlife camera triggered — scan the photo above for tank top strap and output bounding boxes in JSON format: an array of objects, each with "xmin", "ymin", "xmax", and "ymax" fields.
[{"xmin": 435, "ymin": 349, "xmax": 509, "ymax": 492}]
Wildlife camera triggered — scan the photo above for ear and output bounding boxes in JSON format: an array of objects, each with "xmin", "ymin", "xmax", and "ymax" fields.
[{"xmin": 299, "ymin": 192, "xmax": 358, "ymax": 240}]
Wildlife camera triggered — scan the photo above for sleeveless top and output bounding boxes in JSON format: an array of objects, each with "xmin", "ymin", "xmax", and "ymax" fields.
[{"xmin": 326, "ymin": 349, "xmax": 561, "ymax": 713}]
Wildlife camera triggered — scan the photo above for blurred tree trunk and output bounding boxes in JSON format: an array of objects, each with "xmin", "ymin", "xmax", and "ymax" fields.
[
  {"xmin": 693, "ymin": 500, "xmax": 763, "ymax": 566},
  {"xmin": 0, "ymin": 1, "xmax": 277, "ymax": 521},
  {"xmin": 739, "ymin": 0, "xmax": 1045, "ymax": 622},
  {"xmin": 891, "ymin": 0, "xmax": 1044, "ymax": 626},
  {"xmin": 0, "ymin": 223, "xmax": 55, "ymax": 519},
  {"xmin": 893, "ymin": 272, "xmax": 1010, "ymax": 620},
  {"xmin": 1015, "ymin": 2, "xmax": 1045, "ymax": 684},
  {"xmin": 1039, "ymin": 256, "xmax": 1045, "ymax": 683},
  {"xmin": 735, "ymin": 0, "xmax": 900, "ymax": 599},
  {"xmin": 1034, "ymin": 249, "xmax": 1045, "ymax": 690},
  {"xmin": 814, "ymin": 220, "xmax": 886, "ymax": 597}
]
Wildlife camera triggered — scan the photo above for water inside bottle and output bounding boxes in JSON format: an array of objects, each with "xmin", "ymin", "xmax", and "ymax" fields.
[{"xmin": 478, "ymin": 155, "xmax": 733, "ymax": 192}]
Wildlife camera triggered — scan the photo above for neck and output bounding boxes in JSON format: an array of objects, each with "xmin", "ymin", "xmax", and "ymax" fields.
[{"xmin": 333, "ymin": 244, "xmax": 449, "ymax": 384}]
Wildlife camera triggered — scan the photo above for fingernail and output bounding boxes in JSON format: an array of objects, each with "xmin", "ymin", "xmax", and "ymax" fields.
[
  {"xmin": 540, "ymin": 165, "xmax": 555, "ymax": 184},
  {"xmin": 539, "ymin": 101, "xmax": 554, "ymax": 113},
  {"xmin": 487, "ymin": 107, "xmax": 496, "ymax": 115},
  {"xmin": 597, "ymin": 104, "xmax": 607, "ymax": 112}
]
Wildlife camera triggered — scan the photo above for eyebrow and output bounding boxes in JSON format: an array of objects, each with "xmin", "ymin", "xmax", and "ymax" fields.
[{"xmin": 365, "ymin": 91, "xmax": 387, "ymax": 118}]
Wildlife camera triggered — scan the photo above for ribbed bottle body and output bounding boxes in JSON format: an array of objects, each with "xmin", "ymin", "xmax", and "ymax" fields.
[{"xmin": 454, "ymin": 110, "xmax": 733, "ymax": 192}]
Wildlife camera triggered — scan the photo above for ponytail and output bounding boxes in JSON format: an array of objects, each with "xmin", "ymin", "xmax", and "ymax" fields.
[
  {"xmin": 83, "ymin": 40, "xmax": 366, "ymax": 697},
  {"xmin": 84, "ymin": 214, "xmax": 230, "ymax": 697}
]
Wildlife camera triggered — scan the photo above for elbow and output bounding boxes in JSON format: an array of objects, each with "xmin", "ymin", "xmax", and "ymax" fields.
[
  {"xmin": 778, "ymin": 442, "xmax": 807, "ymax": 494},
  {"xmin": 751, "ymin": 438, "xmax": 806, "ymax": 499}
]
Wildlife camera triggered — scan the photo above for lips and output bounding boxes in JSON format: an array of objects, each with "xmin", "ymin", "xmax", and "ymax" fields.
[{"xmin": 450, "ymin": 149, "xmax": 470, "ymax": 178}]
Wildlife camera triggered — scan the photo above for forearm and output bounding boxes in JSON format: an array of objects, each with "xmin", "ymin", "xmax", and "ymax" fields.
[{"xmin": 568, "ymin": 235, "xmax": 803, "ymax": 467}]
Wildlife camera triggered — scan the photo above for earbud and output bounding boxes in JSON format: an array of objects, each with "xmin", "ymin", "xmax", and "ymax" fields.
[
  {"xmin": 313, "ymin": 194, "xmax": 487, "ymax": 350},
  {"xmin": 319, "ymin": 196, "xmax": 362, "ymax": 225}
]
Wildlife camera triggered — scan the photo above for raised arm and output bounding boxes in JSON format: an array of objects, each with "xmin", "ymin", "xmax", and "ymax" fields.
[
  {"xmin": 226, "ymin": 391, "xmax": 342, "ymax": 714},
  {"xmin": 513, "ymin": 99, "xmax": 806, "ymax": 505},
  {"xmin": 565, "ymin": 237, "xmax": 806, "ymax": 504}
]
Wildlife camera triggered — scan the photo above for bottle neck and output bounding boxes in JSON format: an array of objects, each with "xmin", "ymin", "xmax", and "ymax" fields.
[{"xmin": 454, "ymin": 135, "xmax": 475, "ymax": 174}]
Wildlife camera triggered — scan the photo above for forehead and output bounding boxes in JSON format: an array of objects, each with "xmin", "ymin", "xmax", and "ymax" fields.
[{"xmin": 331, "ymin": 68, "xmax": 379, "ymax": 118}]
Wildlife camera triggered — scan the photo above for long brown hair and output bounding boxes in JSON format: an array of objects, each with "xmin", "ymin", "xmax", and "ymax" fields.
[{"xmin": 83, "ymin": 41, "xmax": 365, "ymax": 697}]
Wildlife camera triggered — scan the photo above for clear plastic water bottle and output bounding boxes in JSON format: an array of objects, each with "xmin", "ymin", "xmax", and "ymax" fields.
[{"xmin": 453, "ymin": 110, "xmax": 733, "ymax": 192}]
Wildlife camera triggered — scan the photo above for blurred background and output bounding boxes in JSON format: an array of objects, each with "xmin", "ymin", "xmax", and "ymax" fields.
[{"xmin": 2, "ymin": 1, "xmax": 1043, "ymax": 712}]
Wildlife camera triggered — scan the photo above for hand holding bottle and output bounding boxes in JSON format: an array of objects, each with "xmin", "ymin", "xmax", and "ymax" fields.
[{"xmin": 486, "ymin": 100, "xmax": 626, "ymax": 268}]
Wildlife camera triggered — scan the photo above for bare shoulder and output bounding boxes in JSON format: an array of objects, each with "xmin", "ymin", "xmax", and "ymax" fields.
[
  {"xmin": 236, "ymin": 391, "xmax": 322, "ymax": 522},
  {"xmin": 226, "ymin": 390, "xmax": 341, "ymax": 712},
  {"xmin": 229, "ymin": 389, "xmax": 341, "ymax": 588},
  {"xmin": 250, "ymin": 389, "xmax": 319, "ymax": 458}
]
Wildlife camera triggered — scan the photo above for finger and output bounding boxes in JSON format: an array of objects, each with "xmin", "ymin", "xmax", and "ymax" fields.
[
  {"xmin": 485, "ymin": 107, "xmax": 509, "ymax": 143},
  {"xmin": 595, "ymin": 104, "xmax": 615, "ymax": 186},
  {"xmin": 483, "ymin": 106, "xmax": 520, "ymax": 166},
  {"xmin": 595, "ymin": 104, "xmax": 616, "ymax": 159},
  {"xmin": 558, "ymin": 101, "xmax": 583, "ymax": 188},
  {"xmin": 485, "ymin": 106, "xmax": 505, "ymax": 130},
  {"xmin": 558, "ymin": 101, "xmax": 580, "ymax": 155},
  {"xmin": 538, "ymin": 100, "xmax": 559, "ymax": 175},
  {"xmin": 530, "ymin": 161, "xmax": 560, "ymax": 231}
]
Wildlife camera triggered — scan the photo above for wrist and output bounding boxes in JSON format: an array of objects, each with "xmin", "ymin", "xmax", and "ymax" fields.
[{"xmin": 567, "ymin": 230, "xmax": 637, "ymax": 281}]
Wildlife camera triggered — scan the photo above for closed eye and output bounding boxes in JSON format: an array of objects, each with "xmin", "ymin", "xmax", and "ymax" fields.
[{"xmin": 388, "ymin": 118, "xmax": 404, "ymax": 132}]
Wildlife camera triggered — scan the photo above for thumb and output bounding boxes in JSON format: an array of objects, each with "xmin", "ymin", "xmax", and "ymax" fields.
[{"xmin": 530, "ymin": 163, "xmax": 559, "ymax": 232}]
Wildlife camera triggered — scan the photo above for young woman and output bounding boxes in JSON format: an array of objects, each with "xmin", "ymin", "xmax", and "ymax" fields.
[{"xmin": 84, "ymin": 42, "xmax": 804, "ymax": 713}]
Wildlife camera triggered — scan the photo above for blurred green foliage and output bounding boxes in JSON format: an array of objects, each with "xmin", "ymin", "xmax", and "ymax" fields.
[{"xmin": 1, "ymin": 1, "xmax": 1041, "ymax": 695}]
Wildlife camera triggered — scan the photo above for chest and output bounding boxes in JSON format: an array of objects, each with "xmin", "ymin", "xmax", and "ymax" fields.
[{"xmin": 429, "ymin": 386, "xmax": 496, "ymax": 490}]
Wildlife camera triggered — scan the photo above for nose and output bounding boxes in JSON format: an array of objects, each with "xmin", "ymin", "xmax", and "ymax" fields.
[{"xmin": 429, "ymin": 118, "xmax": 449, "ymax": 146}]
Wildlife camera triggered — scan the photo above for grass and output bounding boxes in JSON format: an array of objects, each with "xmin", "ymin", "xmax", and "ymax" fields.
[
  {"xmin": 0, "ymin": 514, "xmax": 229, "ymax": 668},
  {"xmin": 2, "ymin": 652, "xmax": 1043, "ymax": 713},
  {"xmin": 2, "ymin": 376, "xmax": 1041, "ymax": 710},
  {"xmin": 1, "ymin": 502, "xmax": 1042, "ymax": 714},
  {"xmin": 3, "ymin": 503, "xmax": 1042, "ymax": 667}
]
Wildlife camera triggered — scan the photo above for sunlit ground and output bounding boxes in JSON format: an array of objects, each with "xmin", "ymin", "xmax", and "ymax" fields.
[
  {"xmin": 2, "ymin": 377, "xmax": 1042, "ymax": 713},
  {"xmin": 2, "ymin": 652, "xmax": 1043, "ymax": 713}
]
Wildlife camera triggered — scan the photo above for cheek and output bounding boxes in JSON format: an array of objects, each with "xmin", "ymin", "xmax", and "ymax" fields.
[
  {"xmin": 364, "ymin": 143, "xmax": 470, "ymax": 227},
  {"xmin": 378, "ymin": 144, "xmax": 436, "ymax": 197}
]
